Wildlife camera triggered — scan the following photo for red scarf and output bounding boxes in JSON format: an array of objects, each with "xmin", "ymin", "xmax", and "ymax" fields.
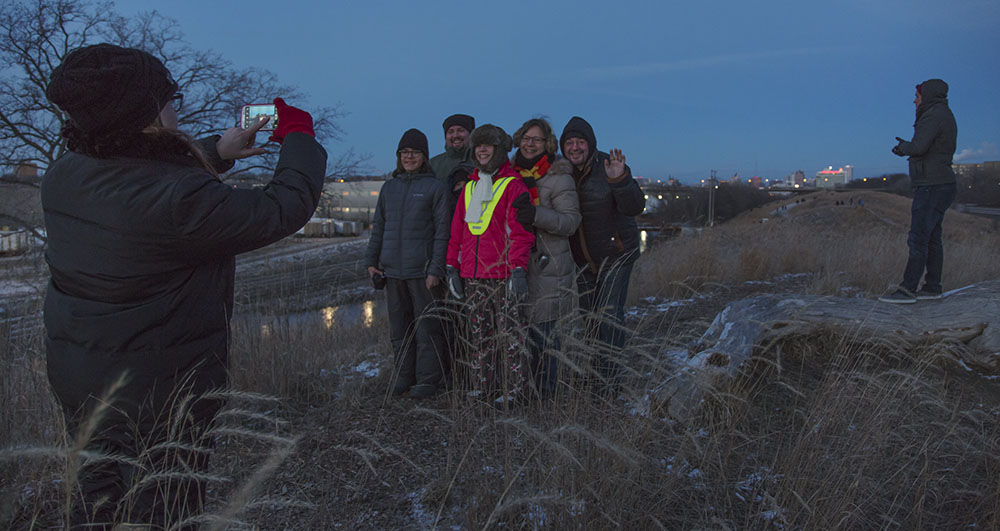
[{"xmin": 512, "ymin": 153, "xmax": 550, "ymax": 206}]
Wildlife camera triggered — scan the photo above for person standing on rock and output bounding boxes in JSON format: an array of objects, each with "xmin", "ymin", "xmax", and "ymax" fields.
[
  {"xmin": 880, "ymin": 79, "xmax": 958, "ymax": 304},
  {"xmin": 365, "ymin": 129, "xmax": 450, "ymax": 398},
  {"xmin": 561, "ymin": 116, "xmax": 645, "ymax": 394}
]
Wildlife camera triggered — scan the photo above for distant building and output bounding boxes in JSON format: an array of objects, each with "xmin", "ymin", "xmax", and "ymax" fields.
[
  {"xmin": 0, "ymin": 164, "xmax": 44, "ymax": 236},
  {"xmin": 953, "ymin": 161, "xmax": 1000, "ymax": 177},
  {"xmin": 793, "ymin": 170, "xmax": 806, "ymax": 185},
  {"xmin": 323, "ymin": 180, "xmax": 384, "ymax": 223},
  {"xmin": 816, "ymin": 166, "xmax": 849, "ymax": 188},
  {"xmin": 748, "ymin": 176, "xmax": 763, "ymax": 188}
]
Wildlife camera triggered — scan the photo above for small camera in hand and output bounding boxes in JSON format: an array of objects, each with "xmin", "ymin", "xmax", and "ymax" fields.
[{"xmin": 371, "ymin": 272, "xmax": 386, "ymax": 290}]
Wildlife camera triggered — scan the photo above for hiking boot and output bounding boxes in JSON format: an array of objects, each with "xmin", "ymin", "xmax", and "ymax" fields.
[
  {"xmin": 915, "ymin": 288, "xmax": 943, "ymax": 300},
  {"xmin": 878, "ymin": 287, "xmax": 917, "ymax": 304},
  {"xmin": 392, "ymin": 380, "xmax": 412, "ymax": 396},
  {"xmin": 408, "ymin": 383, "xmax": 437, "ymax": 399}
]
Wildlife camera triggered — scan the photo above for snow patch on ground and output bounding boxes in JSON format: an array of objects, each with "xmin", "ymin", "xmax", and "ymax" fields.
[
  {"xmin": 352, "ymin": 360, "xmax": 380, "ymax": 378},
  {"xmin": 407, "ymin": 489, "xmax": 436, "ymax": 529},
  {"xmin": 627, "ymin": 295, "xmax": 696, "ymax": 318},
  {"xmin": 0, "ymin": 279, "xmax": 44, "ymax": 298}
]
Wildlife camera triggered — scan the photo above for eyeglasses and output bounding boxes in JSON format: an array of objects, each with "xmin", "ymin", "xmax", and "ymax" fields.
[
  {"xmin": 169, "ymin": 92, "xmax": 184, "ymax": 112},
  {"xmin": 521, "ymin": 135, "xmax": 546, "ymax": 145},
  {"xmin": 398, "ymin": 149, "xmax": 422, "ymax": 158}
]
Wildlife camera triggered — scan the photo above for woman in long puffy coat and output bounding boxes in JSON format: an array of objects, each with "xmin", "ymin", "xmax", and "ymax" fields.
[
  {"xmin": 42, "ymin": 43, "xmax": 326, "ymax": 529},
  {"xmin": 445, "ymin": 124, "xmax": 535, "ymax": 408},
  {"xmin": 510, "ymin": 118, "xmax": 581, "ymax": 395}
]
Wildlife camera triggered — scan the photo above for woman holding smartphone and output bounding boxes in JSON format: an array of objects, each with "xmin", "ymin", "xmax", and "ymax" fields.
[
  {"xmin": 364, "ymin": 128, "xmax": 450, "ymax": 399},
  {"xmin": 42, "ymin": 43, "xmax": 326, "ymax": 529}
]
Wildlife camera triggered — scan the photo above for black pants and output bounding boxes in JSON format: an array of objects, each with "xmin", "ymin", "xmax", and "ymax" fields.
[
  {"xmin": 386, "ymin": 277, "xmax": 446, "ymax": 387},
  {"xmin": 56, "ymin": 357, "xmax": 224, "ymax": 531},
  {"xmin": 577, "ymin": 261, "xmax": 635, "ymax": 386}
]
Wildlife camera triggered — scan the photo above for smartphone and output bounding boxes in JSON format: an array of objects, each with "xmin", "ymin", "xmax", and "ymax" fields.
[{"xmin": 240, "ymin": 103, "xmax": 278, "ymax": 131}]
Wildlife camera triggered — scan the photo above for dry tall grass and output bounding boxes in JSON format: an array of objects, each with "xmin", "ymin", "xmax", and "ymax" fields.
[
  {"xmin": 633, "ymin": 190, "xmax": 999, "ymax": 300},
  {"xmin": 2, "ymin": 191, "xmax": 998, "ymax": 529}
]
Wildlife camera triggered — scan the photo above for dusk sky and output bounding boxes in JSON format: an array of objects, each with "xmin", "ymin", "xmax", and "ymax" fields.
[{"xmin": 123, "ymin": 0, "xmax": 1000, "ymax": 183}]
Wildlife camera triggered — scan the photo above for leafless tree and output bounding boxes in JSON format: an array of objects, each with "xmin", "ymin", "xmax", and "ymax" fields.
[{"xmin": 0, "ymin": 0, "xmax": 369, "ymax": 233}]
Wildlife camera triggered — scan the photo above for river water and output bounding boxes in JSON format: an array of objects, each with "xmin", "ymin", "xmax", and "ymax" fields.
[{"xmin": 243, "ymin": 230, "xmax": 665, "ymax": 330}]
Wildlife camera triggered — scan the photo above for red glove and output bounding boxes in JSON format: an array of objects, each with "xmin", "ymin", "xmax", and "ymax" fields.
[{"xmin": 269, "ymin": 97, "xmax": 315, "ymax": 144}]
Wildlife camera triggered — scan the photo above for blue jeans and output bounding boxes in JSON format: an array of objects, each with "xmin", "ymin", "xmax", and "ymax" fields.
[
  {"xmin": 577, "ymin": 261, "xmax": 634, "ymax": 384},
  {"xmin": 902, "ymin": 183, "xmax": 956, "ymax": 292}
]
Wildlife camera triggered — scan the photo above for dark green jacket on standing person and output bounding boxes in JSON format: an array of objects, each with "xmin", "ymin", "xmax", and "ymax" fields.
[
  {"xmin": 894, "ymin": 78, "xmax": 958, "ymax": 187},
  {"xmin": 429, "ymin": 146, "xmax": 473, "ymax": 186}
]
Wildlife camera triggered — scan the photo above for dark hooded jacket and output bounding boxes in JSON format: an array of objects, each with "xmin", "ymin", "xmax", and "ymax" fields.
[
  {"xmin": 895, "ymin": 79, "xmax": 957, "ymax": 187},
  {"xmin": 560, "ymin": 116, "xmax": 646, "ymax": 272},
  {"xmin": 42, "ymin": 132, "xmax": 327, "ymax": 415},
  {"xmin": 364, "ymin": 170, "xmax": 450, "ymax": 279}
]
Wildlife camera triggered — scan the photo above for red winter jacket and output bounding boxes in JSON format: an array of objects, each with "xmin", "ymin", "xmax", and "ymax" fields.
[{"xmin": 447, "ymin": 161, "xmax": 535, "ymax": 279}]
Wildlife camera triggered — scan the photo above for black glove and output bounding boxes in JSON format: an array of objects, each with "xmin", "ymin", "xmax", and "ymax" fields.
[
  {"xmin": 446, "ymin": 265, "xmax": 464, "ymax": 300},
  {"xmin": 449, "ymin": 165, "xmax": 473, "ymax": 197},
  {"xmin": 511, "ymin": 193, "xmax": 536, "ymax": 232},
  {"xmin": 508, "ymin": 267, "xmax": 528, "ymax": 302},
  {"xmin": 892, "ymin": 136, "xmax": 906, "ymax": 157}
]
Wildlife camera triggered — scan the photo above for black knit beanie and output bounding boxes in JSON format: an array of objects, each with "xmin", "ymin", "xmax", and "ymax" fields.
[
  {"xmin": 442, "ymin": 113, "xmax": 475, "ymax": 134},
  {"xmin": 46, "ymin": 43, "xmax": 178, "ymax": 136},
  {"xmin": 397, "ymin": 128, "xmax": 429, "ymax": 158}
]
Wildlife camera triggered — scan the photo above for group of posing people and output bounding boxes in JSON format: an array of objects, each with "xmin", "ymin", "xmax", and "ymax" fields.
[{"xmin": 364, "ymin": 114, "xmax": 646, "ymax": 406}]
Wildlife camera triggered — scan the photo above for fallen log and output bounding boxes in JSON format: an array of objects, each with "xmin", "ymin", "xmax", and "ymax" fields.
[{"xmin": 656, "ymin": 280, "xmax": 1000, "ymax": 418}]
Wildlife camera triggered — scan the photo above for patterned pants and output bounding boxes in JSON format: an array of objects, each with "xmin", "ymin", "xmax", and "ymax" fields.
[{"xmin": 465, "ymin": 278, "xmax": 530, "ymax": 399}]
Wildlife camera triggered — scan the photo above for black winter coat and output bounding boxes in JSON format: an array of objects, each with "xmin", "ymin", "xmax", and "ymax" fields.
[
  {"xmin": 896, "ymin": 79, "xmax": 958, "ymax": 187},
  {"xmin": 364, "ymin": 171, "xmax": 450, "ymax": 279},
  {"xmin": 569, "ymin": 151, "xmax": 645, "ymax": 271},
  {"xmin": 42, "ymin": 132, "xmax": 327, "ymax": 414}
]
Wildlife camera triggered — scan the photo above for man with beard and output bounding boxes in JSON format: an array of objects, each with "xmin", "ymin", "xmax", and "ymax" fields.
[
  {"xmin": 560, "ymin": 116, "xmax": 645, "ymax": 395},
  {"xmin": 430, "ymin": 113, "xmax": 476, "ymax": 211}
]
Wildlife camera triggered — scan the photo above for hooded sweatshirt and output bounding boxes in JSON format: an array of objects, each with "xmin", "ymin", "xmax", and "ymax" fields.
[{"xmin": 895, "ymin": 78, "xmax": 958, "ymax": 187}]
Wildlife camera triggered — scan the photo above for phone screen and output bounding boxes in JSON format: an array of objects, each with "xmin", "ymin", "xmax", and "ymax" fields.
[{"xmin": 240, "ymin": 104, "xmax": 278, "ymax": 131}]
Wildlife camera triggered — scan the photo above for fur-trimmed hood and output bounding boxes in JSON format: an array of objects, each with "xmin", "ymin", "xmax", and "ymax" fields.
[{"xmin": 470, "ymin": 124, "xmax": 512, "ymax": 174}]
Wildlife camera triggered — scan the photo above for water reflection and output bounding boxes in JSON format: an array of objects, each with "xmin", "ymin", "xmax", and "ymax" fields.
[
  {"xmin": 640, "ymin": 230, "xmax": 648, "ymax": 254},
  {"xmin": 363, "ymin": 300, "xmax": 375, "ymax": 328},
  {"xmin": 322, "ymin": 306, "xmax": 336, "ymax": 328},
  {"xmin": 308, "ymin": 300, "xmax": 381, "ymax": 330}
]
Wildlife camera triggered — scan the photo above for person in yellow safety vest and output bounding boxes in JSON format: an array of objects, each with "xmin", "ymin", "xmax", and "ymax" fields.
[{"xmin": 445, "ymin": 124, "xmax": 535, "ymax": 410}]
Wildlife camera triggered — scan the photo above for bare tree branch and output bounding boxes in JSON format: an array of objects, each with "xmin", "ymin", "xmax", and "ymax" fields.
[{"xmin": 0, "ymin": 0, "xmax": 363, "ymax": 237}]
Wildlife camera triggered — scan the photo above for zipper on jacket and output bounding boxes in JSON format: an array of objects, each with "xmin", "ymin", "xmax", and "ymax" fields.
[
  {"xmin": 472, "ymin": 234, "xmax": 481, "ymax": 279},
  {"xmin": 398, "ymin": 176, "xmax": 412, "ymax": 275}
]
